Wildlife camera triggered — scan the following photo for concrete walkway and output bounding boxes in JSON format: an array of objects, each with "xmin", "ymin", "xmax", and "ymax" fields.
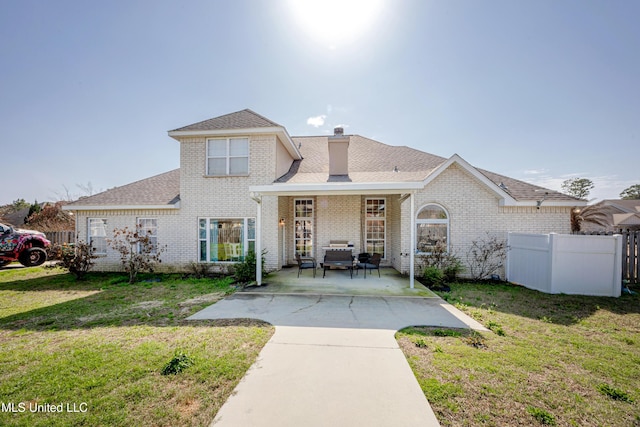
[{"xmin": 189, "ymin": 293, "xmax": 485, "ymax": 427}]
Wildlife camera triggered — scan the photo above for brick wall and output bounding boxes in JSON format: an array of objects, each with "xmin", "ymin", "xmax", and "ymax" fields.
[
  {"xmin": 75, "ymin": 133, "xmax": 284, "ymax": 272},
  {"xmin": 74, "ymin": 151, "xmax": 571, "ymax": 278},
  {"xmin": 398, "ymin": 163, "xmax": 571, "ymax": 275}
]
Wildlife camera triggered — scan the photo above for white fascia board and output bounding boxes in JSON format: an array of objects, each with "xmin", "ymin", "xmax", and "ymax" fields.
[
  {"xmin": 250, "ymin": 181, "xmax": 424, "ymax": 196},
  {"xmin": 424, "ymin": 154, "xmax": 519, "ymax": 206},
  {"xmin": 168, "ymin": 127, "xmax": 302, "ymax": 159},
  {"xmin": 510, "ymin": 200, "xmax": 587, "ymax": 208},
  {"xmin": 62, "ymin": 203, "xmax": 180, "ymax": 211}
]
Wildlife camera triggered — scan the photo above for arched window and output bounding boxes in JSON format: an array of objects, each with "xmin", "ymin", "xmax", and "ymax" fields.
[{"xmin": 416, "ymin": 204, "xmax": 449, "ymax": 253}]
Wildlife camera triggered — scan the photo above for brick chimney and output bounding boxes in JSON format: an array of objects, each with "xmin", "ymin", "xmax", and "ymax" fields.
[{"xmin": 328, "ymin": 127, "xmax": 349, "ymax": 176}]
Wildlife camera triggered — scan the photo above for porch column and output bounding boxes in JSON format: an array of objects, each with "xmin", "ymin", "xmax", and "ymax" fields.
[
  {"xmin": 410, "ymin": 192, "xmax": 415, "ymax": 289},
  {"xmin": 252, "ymin": 193, "xmax": 263, "ymax": 286}
]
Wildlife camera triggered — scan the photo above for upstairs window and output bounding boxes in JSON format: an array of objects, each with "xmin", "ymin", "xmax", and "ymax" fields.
[{"xmin": 207, "ymin": 137, "xmax": 249, "ymax": 176}]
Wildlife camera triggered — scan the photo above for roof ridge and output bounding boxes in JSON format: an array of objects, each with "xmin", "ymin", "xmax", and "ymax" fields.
[
  {"xmin": 170, "ymin": 109, "xmax": 282, "ymax": 132},
  {"xmin": 241, "ymin": 108, "xmax": 283, "ymax": 127}
]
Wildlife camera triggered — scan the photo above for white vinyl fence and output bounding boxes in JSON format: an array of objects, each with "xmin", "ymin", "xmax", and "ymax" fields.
[{"xmin": 506, "ymin": 233, "xmax": 623, "ymax": 297}]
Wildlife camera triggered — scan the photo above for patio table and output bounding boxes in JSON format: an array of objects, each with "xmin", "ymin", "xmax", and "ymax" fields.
[{"xmin": 322, "ymin": 261, "xmax": 353, "ymax": 279}]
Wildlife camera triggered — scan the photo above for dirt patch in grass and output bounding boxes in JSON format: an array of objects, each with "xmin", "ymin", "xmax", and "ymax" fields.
[{"xmin": 397, "ymin": 282, "xmax": 640, "ymax": 427}]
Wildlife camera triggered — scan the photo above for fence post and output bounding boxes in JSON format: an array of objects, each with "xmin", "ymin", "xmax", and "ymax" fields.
[
  {"xmin": 506, "ymin": 232, "xmax": 511, "ymax": 282},
  {"xmin": 548, "ymin": 233, "xmax": 556, "ymax": 294},
  {"xmin": 612, "ymin": 234, "xmax": 623, "ymax": 297}
]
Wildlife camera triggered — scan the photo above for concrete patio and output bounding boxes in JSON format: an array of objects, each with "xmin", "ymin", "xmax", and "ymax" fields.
[{"xmin": 243, "ymin": 266, "xmax": 438, "ymax": 298}]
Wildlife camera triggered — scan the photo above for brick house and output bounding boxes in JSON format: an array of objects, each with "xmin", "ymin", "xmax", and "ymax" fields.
[{"xmin": 64, "ymin": 109, "xmax": 584, "ymax": 286}]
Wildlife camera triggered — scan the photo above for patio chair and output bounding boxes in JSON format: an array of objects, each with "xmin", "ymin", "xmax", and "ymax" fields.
[
  {"xmin": 295, "ymin": 253, "xmax": 317, "ymax": 278},
  {"xmin": 357, "ymin": 252, "xmax": 371, "ymax": 263},
  {"xmin": 360, "ymin": 253, "xmax": 381, "ymax": 278}
]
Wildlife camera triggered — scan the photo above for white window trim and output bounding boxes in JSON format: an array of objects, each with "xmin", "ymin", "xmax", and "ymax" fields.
[
  {"xmin": 415, "ymin": 203, "xmax": 450, "ymax": 254},
  {"xmin": 293, "ymin": 198, "xmax": 314, "ymax": 257},
  {"xmin": 365, "ymin": 197, "xmax": 386, "ymax": 259},
  {"xmin": 206, "ymin": 137, "xmax": 250, "ymax": 176},
  {"xmin": 88, "ymin": 218, "xmax": 108, "ymax": 255},
  {"xmin": 137, "ymin": 218, "xmax": 158, "ymax": 255},
  {"xmin": 198, "ymin": 217, "xmax": 255, "ymax": 263}
]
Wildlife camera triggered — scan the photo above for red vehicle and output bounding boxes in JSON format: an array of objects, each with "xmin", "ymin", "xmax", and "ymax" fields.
[{"xmin": 0, "ymin": 222, "xmax": 51, "ymax": 268}]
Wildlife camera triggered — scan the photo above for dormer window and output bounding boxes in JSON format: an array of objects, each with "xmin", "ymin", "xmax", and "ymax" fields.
[{"xmin": 206, "ymin": 137, "xmax": 249, "ymax": 176}]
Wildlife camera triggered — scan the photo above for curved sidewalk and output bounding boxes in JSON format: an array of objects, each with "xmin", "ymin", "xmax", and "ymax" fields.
[{"xmin": 189, "ymin": 294, "xmax": 485, "ymax": 427}]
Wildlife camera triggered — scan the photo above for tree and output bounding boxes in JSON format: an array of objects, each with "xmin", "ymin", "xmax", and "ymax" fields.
[
  {"xmin": 620, "ymin": 184, "xmax": 640, "ymax": 200},
  {"xmin": 570, "ymin": 205, "xmax": 610, "ymax": 233},
  {"xmin": 561, "ymin": 178, "xmax": 594, "ymax": 200},
  {"xmin": 28, "ymin": 200, "xmax": 42, "ymax": 218},
  {"xmin": 107, "ymin": 224, "xmax": 166, "ymax": 283},
  {"xmin": 11, "ymin": 199, "xmax": 29, "ymax": 210}
]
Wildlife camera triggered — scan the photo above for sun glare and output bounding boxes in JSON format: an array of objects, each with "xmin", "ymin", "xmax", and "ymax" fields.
[{"xmin": 287, "ymin": 0, "xmax": 385, "ymax": 49}]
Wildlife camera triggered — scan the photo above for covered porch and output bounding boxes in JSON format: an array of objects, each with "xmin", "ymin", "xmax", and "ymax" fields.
[
  {"xmin": 251, "ymin": 183, "xmax": 423, "ymax": 288},
  {"xmin": 244, "ymin": 266, "xmax": 436, "ymax": 298}
]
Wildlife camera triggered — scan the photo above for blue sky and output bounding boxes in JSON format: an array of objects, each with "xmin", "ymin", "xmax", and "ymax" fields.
[{"xmin": 1, "ymin": 0, "xmax": 638, "ymax": 205}]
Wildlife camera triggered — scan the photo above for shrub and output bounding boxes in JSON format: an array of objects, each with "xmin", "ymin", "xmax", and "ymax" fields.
[
  {"xmin": 233, "ymin": 250, "xmax": 267, "ymax": 284},
  {"xmin": 422, "ymin": 266, "xmax": 444, "ymax": 287},
  {"xmin": 107, "ymin": 225, "xmax": 167, "ymax": 284},
  {"xmin": 56, "ymin": 241, "xmax": 97, "ymax": 280},
  {"xmin": 466, "ymin": 234, "xmax": 507, "ymax": 281},
  {"xmin": 416, "ymin": 241, "xmax": 464, "ymax": 283}
]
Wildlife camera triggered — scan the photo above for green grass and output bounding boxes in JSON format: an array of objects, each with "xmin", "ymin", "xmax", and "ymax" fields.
[
  {"xmin": 0, "ymin": 267, "xmax": 274, "ymax": 427},
  {"xmin": 397, "ymin": 282, "xmax": 640, "ymax": 427}
]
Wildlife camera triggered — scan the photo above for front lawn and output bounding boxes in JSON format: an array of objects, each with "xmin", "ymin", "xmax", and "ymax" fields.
[
  {"xmin": 397, "ymin": 282, "xmax": 640, "ymax": 427},
  {"xmin": 0, "ymin": 267, "xmax": 274, "ymax": 427}
]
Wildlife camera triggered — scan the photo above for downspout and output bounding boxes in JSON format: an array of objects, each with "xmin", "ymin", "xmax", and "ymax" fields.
[{"xmin": 251, "ymin": 193, "xmax": 262, "ymax": 286}]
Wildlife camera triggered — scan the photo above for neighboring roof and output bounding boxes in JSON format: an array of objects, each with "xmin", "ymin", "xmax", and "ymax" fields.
[
  {"xmin": 0, "ymin": 207, "xmax": 30, "ymax": 226},
  {"xmin": 64, "ymin": 169, "xmax": 180, "ymax": 210},
  {"xmin": 613, "ymin": 213, "xmax": 640, "ymax": 226},
  {"xmin": 600, "ymin": 199, "xmax": 640, "ymax": 213},
  {"xmin": 170, "ymin": 109, "xmax": 282, "ymax": 132}
]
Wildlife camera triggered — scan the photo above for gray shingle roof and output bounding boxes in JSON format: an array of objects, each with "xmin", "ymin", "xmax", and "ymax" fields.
[
  {"xmin": 278, "ymin": 135, "xmax": 579, "ymax": 202},
  {"xmin": 66, "ymin": 169, "xmax": 180, "ymax": 207},
  {"xmin": 277, "ymin": 135, "xmax": 446, "ymax": 183},
  {"xmin": 478, "ymin": 169, "xmax": 581, "ymax": 202},
  {"xmin": 171, "ymin": 109, "xmax": 282, "ymax": 132},
  {"xmin": 67, "ymin": 112, "xmax": 580, "ymax": 206}
]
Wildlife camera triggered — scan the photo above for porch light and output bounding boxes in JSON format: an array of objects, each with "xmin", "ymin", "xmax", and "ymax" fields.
[{"xmin": 279, "ymin": 218, "xmax": 286, "ymax": 226}]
